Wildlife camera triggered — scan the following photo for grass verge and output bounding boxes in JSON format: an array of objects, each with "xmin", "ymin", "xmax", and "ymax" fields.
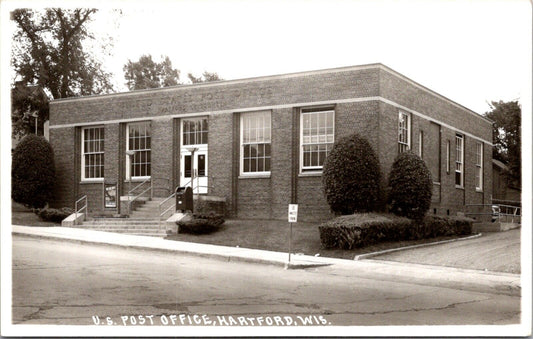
[
  {"xmin": 166, "ymin": 218, "xmax": 468, "ymax": 260},
  {"xmin": 11, "ymin": 202, "xmax": 59, "ymax": 227}
]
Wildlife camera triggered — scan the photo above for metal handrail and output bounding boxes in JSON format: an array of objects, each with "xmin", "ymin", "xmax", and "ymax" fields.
[
  {"xmin": 128, "ymin": 178, "xmax": 152, "ymax": 214},
  {"xmin": 156, "ymin": 183, "xmax": 214, "ymax": 229},
  {"xmin": 464, "ymin": 204, "xmax": 521, "ymax": 223},
  {"xmin": 158, "ymin": 188, "xmax": 179, "ymax": 229},
  {"xmin": 128, "ymin": 177, "xmax": 152, "ymax": 196},
  {"xmin": 75, "ymin": 195, "xmax": 87, "ymax": 220}
]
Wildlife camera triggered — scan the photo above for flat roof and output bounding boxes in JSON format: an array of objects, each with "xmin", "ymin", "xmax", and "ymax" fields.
[{"xmin": 50, "ymin": 63, "xmax": 493, "ymax": 124}]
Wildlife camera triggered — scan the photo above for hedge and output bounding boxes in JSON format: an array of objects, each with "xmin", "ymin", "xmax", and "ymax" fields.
[
  {"xmin": 36, "ymin": 207, "xmax": 74, "ymax": 223},
  {"xmin": 318, "ymin": 213, "xmax": 473, "ymax": 249},
  {"xmin": 322, "ymin": 134, "xmax": 382, "ymax": 214},
  {"xmin": 12, "ymin": 135, "xmax": 56, "ymax": 208},
  {"xmin": 388, "ymin": 151, "xmax": 433, "ymax": 220},
  {"xmin": 177, "ymin": 213, "xmax": 225, "ymax": 234}
]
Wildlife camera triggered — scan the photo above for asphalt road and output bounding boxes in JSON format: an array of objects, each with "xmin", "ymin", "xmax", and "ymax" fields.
[{"xmin": 12, "ymin": 235, "xmax": 520, "ymax": 327}]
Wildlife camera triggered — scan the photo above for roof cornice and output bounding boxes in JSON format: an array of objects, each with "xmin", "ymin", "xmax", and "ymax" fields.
[{"xmin": 50, "ymin": 62, "xmax": 492, "ymax": 125}]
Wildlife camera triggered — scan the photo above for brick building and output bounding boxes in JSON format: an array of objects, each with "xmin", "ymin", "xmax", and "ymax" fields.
[{"xmin": 49, "ymin": 63, "xmax": 493, "ymax": 221}]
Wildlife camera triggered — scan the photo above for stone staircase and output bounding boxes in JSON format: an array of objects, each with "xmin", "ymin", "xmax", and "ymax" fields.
[
  {"xmin": 75, "ymin": 197, "xmax": 168, "ymax": 237},
  {"xmin": 72, "ymin": 194, "xmax": 227, "ymax": 237}
]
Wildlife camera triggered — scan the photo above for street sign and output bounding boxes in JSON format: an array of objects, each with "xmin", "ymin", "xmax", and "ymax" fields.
[{"xmin": 288, "ymin": 204, "xmax": 298, "ymax": 223}]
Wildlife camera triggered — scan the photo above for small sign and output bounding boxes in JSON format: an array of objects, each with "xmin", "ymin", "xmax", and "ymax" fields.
[
  {"xmin": 104, "ymin": 183, "xmax": 117, "ymax": 208},
  {"xmin": 288, "ymin": 204, "xmax": 298, "ymax": 223}
]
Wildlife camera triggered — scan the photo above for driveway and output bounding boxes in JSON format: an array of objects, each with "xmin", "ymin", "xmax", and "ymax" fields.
[{"xmin": 373, "ymin": 229, "xmax": 521, "ymax": 274}]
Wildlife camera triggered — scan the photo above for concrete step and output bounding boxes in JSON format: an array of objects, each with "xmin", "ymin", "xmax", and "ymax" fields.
[
  {"xmin": 78, "ymin": 224, "xmax": 164, "ymax": 230},
  {"xmin": 75, "ymin": 228, "xmax": 166, "ymax": 237},
  {"xmin": 85, "ymin": 218, "xmax": 160, "ymax": 225}
]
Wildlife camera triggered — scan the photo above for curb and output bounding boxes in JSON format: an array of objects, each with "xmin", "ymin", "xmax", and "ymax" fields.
[
  {"xmin": 12, "ymin": 231, "xmax": 331, "ymax": 270},
  {"xmin": 354, "ymin": 233, "xmax": 483, "ymax": 260}
]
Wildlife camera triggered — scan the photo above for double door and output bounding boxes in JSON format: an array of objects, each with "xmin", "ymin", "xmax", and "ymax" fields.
[{"xmin": 179, "ymin": 117, "xmax": 208, "ymax": 194}]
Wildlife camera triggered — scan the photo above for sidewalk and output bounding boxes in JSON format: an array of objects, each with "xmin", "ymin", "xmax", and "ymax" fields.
[{"xmin": 12, "ymin": 225, "xmax": 521, "ymax": 297}]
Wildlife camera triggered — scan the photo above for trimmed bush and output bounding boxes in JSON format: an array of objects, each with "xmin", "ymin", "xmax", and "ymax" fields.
[
  {"xmin": 322, "ymin": 134, "xmax": 382, "ymax": 214},
  {"xmin": 318, "ymin": 213, "xmax": 473, "ymax": 249},
  {"xmin": 388, "ymin": 151, "xmax": 433, "ymax": 220},
  {"xmin": 36, "ymin": 207, "xmax": 74, "ymax": 223},
  {"xmin": 177, "ymin": 213, "xmax": 225, "ymax": 234},
  {"xmin": 12, "ymin": 135, "xmax": 56, "ymax": 209}
]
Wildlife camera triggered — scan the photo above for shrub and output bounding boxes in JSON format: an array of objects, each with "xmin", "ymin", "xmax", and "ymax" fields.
[
  {"xmin": 318, "ymin": 213, "xmax": 473, "ymax": 249},
  {"xmin": 322, "ymin": 134, "xmax": 382, "ymax": 214},
  {"xmin": 177, "ymin": 213, "xmax": 225, "ymax": 234},
  {"xmin": 36, "ymin": 207, "xmax": 74, "ymax": 223},
  {"xmin": 388, "ymin": 151, "xmax": 433, "ymax": 220},
  {"xmin": 12, "ymin": 135, "xmax": 56, "ymax": 209}
]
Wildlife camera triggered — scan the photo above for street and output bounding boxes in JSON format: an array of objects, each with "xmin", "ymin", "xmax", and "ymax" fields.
[{"xmin": 12, "ymin": 235, "xmax": 520, "ymax": 326}]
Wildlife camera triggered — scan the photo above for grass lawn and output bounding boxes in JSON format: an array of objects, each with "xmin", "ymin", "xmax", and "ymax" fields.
[
  {"xmin": 11, "ymin": 202, "xmax": 60, "ymax": 227},
  {"xmin": 166, "ymin": 219, "xmax": 465, "ymax": 260}
]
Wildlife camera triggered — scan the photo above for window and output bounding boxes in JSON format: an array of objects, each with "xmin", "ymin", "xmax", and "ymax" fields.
[
  {"xmin": 81, "ymin": 127, "xmax": 104, "ymax": 180},
  {"xmin": 455, "ymin": 134, "xmax": 464, "ymax": 187},
  {"xmin": 446, "ymin": 140, "xmax": 450, "ymax": 174},
  {"xmin": 475, "ymin": 142, "xmax": 483, "ymax": 191},
  {"xmin": 182, "ymin": 118, "xmax": 208, "ymax": 145},
  {"xmin": 418, "ymin": 130, "xmax": 424, "ymax": 158},
  {"xmin": 241, "ymin": 111, "xmax": 271, "ymax": 174},
  {"xmin": 127, "ymin": 122, "xmax": 151, "ymax": 179},
  {"xmin": 300, "ymin": 108, "xmax": 334, "ymax": 172},
  {"xmin": 398, "ymin": 111, "xmax": 411, "ymax": 153}
]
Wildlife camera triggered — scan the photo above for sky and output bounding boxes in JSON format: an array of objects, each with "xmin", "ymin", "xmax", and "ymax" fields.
[
  {"xmin": 80, "ymin": 0, "xmax": 532, "ymax": 115},
  {"xmin": 2, "ymin": 0, "xmax": 531, "ymax": 115}
]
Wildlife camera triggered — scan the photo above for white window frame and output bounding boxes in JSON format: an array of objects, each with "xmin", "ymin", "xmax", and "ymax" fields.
[
  {"xmin": 446, "ymin": 140, "xmax": 450, "ymax": 174},
  {"xmin": 398, "ymin": 111, "xmax": 411, "ymax": 153},
  {"xmin": 299, "ymin": 108, "xmax": 335, "ymax": 173},
  {"xmin": 81, "ymin": 126, "xmax": 104, "ymax": 182},
  {"xmin": 475, "ymin": 142, "xmax": 483, "ymax": 191},
  {"xmin": 182, "ymin": 117, "xmax": 208, "ymax": 146},
  {"xmin": 126, "ymin": 121, "xmax": 151, "ymax": 181},
  {"xmin": 240, "ymin": 111, "xmax": 271, "ymax": 176},
  {"xmin": 418, "ymin": 130, "xmax": 424, "ymax": 158},
  {"xmin": 455, "ymin": 134, "xmax": 464, "ymax": 188}
]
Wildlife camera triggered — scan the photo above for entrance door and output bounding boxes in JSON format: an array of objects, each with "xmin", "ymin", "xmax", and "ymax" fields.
[
  {"xmin": 180, "ymin": 149, "xmax": 208, "ymax": 194},
  {"xmin": 180, "ymin": 117, "xmax": 208, "ymax": 194}
]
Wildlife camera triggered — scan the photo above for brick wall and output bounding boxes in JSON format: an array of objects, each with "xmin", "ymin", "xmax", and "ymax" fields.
[
  {"xmin": 49, "ymin": 128, "xmax": 76, "ymax": 209},
  {"xmin": 49, "ymin": 64, "xmax": 493, "ymax": 221},
  {"xmin": 50, "ymin": 67, "xmax": 381, "ymax": 126}
]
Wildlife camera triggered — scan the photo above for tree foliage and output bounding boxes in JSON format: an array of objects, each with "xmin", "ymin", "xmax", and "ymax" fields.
[
  {"xmin": 12, "ymin": 135, "xmax": 56, "ymax": 209},
  {"xmin": 484, "ymin": 100, "xmax": 521, "ymax": 186},
  {"xmin": 388, "ymin": 152, "xmax": 433, "ymax": 220},
  {"xmin": 188, "ymin": 71, "xmax": 223, "ymax": 84},
  {"xmin": 11, "ymin": 8, "xmax": 115, "ymax": 99},
  {"xmin": 322, "ymin": 134, "xmax": 382, "ymax": 214},
  {"xmin": 123, "ymin": 54, "xmax": 180, "ymax": 90},
  {"xmin": 11, "ymin": 82, "xmax": 49, "ymax": 138}
]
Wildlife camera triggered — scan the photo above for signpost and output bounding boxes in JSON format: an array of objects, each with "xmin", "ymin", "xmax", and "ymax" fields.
[{"xmin": 288, "ymin": 204, "xmax": 298, "ymax": 263}]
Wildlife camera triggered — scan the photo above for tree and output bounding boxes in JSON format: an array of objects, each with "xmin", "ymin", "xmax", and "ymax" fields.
[
  {"xmin": 188, "ymin": 71, "xmax": 223, "ymax": 84},
  {"xmin": 11, "ymin": 82, "xmax": 49, "ymax": 138},
  {"xmin": 123, "ymin": 55, "xmax": 180, "ymax": 90},
  {"xmin": 485, "ymin": 100, "xmax": 521, "ymax": 186},
  {"xmin": 388, "ymin": 152, "xmax": 433, "ymax": 220},
  {"xmin": 11, "ymin": 9, "xmax": 115, "ymax": 99},
  {"xmin": 12, "ymin": 135, "xmax": 56, "ymax": 209},
  {"xmin": 322, "ymin": 134, "xmax": 382, "ymax": 214}
]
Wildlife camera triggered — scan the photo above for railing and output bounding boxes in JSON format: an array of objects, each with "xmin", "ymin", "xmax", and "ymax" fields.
[
  {"xmin": 75, "ymin": 195, "xmax": 87, "ymax": 220},
  {"xmin": 464, "ymin": 204, "xmax": 521, "ymax": 224},
  {"xmin": 157, "ymin": 181, "xmax": 215, "ymax": 229},
  {"xmin": 158, "ymin": 186, "xmax": 179, "ymax": 229},
  {"xmin": 128, "ymin": 177, "xmax": 152, "ymax": 214}
]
